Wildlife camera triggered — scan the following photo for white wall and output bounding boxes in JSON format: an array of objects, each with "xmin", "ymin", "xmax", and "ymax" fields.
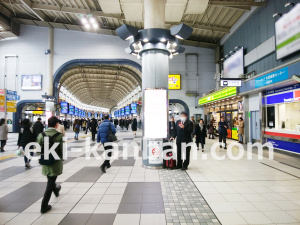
[
  {"xmin": 248, "ymin": 93, "xmax": 260, "ymax": 111},
  {"xmin": 0, "ymin": 25, "xmax": 216, "ymax": 116}
]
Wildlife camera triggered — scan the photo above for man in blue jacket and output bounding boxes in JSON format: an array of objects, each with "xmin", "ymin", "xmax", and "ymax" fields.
[
  {"xmin": 218, "ymin": 116, "xmax": 228, "ymax": 149},
  {"xmin": 97, "ymin": 115, "xmax": 117, "ymax": 173}
]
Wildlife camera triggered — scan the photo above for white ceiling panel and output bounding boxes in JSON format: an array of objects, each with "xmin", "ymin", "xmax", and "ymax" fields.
[
  {"xmin": 98, "ymin": 0, "xmax": 122, "ymax": 14},
  {"xmin": 165, "ymin": 0, "xmax": 187, "ymax": 22},
  {"xmin": 185, "ymin": 0, "xmax": 208, "ymax": 14}
]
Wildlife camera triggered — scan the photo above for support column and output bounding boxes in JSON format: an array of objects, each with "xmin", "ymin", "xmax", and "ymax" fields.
[
  {"xmin": 47, "ymin": 27, "xmax": 54, "ymax": 96},
  {"xmin": 142, "ymin": 0, "xmax": 169, "ymax": 168}
]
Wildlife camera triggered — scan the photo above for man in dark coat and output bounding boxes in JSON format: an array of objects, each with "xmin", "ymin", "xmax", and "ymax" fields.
[
  {"xmin": 171, "ymin": 112, "xmax": 194, "ymax": 170},
  {"xmin": 89, "ymin": 118, "xmax": 98, "ymax": 141},
  {"xmin": 218, "ymin": 116, "xmax": 228, "ymax": 149},
  {"xmin": 169, "ymin": 117, "xmax": 176, "ymax": 138},
  {"xmin": 33, "ymin": 118, "xmax": 44, "ymax": 141},
  {"xmin": 131, "ymin": 118, "xmax": 137, "ymax": 135},
  {"xmin": 114, "ymin": 118, "xmax": 119, "ymax": 128}
]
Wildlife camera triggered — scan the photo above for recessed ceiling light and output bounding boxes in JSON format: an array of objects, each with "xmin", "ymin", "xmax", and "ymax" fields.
[{"xmin": 160, "ymin": 38, "xmax": 166, "ymax": 42}]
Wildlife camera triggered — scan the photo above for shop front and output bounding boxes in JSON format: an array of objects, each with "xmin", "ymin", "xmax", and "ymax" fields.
[
  {"xmin": 262, "ymin": 83, "xmax": 300, "ymax": 154},
  {"xmin": 199, "ymin": 87, "xmax": 243, "ymax": 140}
]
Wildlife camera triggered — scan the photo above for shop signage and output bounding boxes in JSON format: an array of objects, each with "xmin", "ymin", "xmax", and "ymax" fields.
[
  {"xmin": 267, "ymin": 138, "xmax": 300, "ymax": 154},
  {"xmin": 7, "ymin": 107, "xmax": 16, "ymax": 113},
  {"xmin": 265, "ymin": 89, "xmax": 300, "ymax": 104},
  {"xmin": 169, "ymin": 74, "xmax": 181, "ymax": 90},
  {"xmin": 255, "ymin": 67, "xmax": 288, "ymax": 88},
  {"xmin": 223, "ymin": 48, "xmax": 244, "ymax": 79},
  {"xmin": 0, "ymin": 89, "xmax": 4, "ymax": 95},
  {"xmin": 0, "ymin": 106, "xmax": 4, "ymax": 112},
  {"xmin": 32, "ymin": 111, "xmax": 44, "ymax": 114},
  {"xmin": 0, "ymin": 101, "xmax": 4, "ymax": 106},
  {"xmin": 220, "ymin": 79, "xmax": 242, "ymax": 87},
  {"xmin": 265, "ymin": 83, "xmax": 300, "ymax": 95},
  {"xmin": 198, "ymin": 87, "xmax": 237, "ymax": 105},
  {"xmin": 7, "ymin": 90, "xmax": 17, "ymax": 95},
  {"xmin": 0, "ymin": 95, "xmax": 5, "ymax": 101},
  {"xmin": 6, "ymin": 102, "xmax": 16, "ymax": 107}
]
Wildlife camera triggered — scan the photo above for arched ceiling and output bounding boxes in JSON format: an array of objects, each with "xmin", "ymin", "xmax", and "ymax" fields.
[{"xmin": 59, "ymin": 63, "xmax": 142, "ymax": 109}]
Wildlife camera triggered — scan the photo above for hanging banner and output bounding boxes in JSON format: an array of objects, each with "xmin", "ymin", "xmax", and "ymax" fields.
[
  {"xmin": 0, "ymin": 95, "xmax": 4, "ymax": 101},
  {"xmin": 7, "ymin": 102, "xmax": 16, "ymax": 107},
  {"xmin": 7, "ymin": 107, "xmax": 16, "ymax": 113}
]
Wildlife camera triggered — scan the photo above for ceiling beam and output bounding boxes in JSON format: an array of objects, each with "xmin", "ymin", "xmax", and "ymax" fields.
[
  {"xmin": 20, "ymin": 0, "xmax": 47, "ymax": 21},
  {"xmin": 168, "ymin": 22, "xmax": 229, "ymax": 34},
  {"xmin": 209, "ymin": 1, "xmax": 267, "ymax": 7},
  {"xmin": 30, "ymin": 3, "xmax": 124, "ymax": 19}
]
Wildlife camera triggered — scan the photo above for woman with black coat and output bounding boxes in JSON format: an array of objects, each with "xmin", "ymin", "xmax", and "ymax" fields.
[
  {"xmin": 131, "ymin": 118, "xmax": 137, "ymax": 135},
  {"xmin": 17, "ymin": 119, "xmax": 34, "ymax": 168},
  {"xmin": 194, "ymin": 119, "xmax": 207, "ymax": 152}
]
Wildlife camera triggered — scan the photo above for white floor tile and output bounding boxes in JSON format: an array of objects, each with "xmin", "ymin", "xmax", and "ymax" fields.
[
  {"xmin": 0, "ymin": 212, "xmax": 18, "ymax": 224},
  {"xmin": 113, "ymin": 214, "xmax": 140, "ymax": 225},
  {"xmin": 216, "ymin": 212, "xmax": 247, "ymax": 225},
  {"xmin": 240, "ymin": 211, "xmax": 273, "ymax": 224},
  {"xmin": 6, "ymin": 213, "xmax": 41, "ymax": 225},
  {"xmin": 69, "ymin": 203, "xmax": 97, "ymax": 213},
  {"xmin": 264, "ymin": 211, "xmax": 298, "ymax": 224},
  {"xmin": 94, "ymin": 203, "xmax": 119, "ymax": 214},
  {"xmin": 140, "ymin": 214, "xmax": 166, "ymax": 225},
  {"xmin": 32, "ymin": 213, "xmax": 66, "ymax": 225}
]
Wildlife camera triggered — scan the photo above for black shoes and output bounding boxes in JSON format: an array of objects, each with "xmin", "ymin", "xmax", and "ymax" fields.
[
  {"xmin": 54, "ymin": 185, "xmax": 61, "ymax": 197},
  {"xmin": 220, "ymin": 146, "xmax": 222, "ymax": 148},
  {"xmin": 41, "ymin": 205, "xmax": 52, "ymax": 214},
  {"xmin": 181, "ymin": 167, "xmax": 187, "ymax": 171}
]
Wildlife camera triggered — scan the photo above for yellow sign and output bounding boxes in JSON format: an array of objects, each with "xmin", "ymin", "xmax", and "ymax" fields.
[
  {"xmin": 0, "ymin": 95, "xmax": 4, "ymax": 101},
  {"xmin": 7, "ymin": 102, "xmax": 16, "ymax": 107},
  {"xmin": 33, "ymin": 111, "xmax": 44, "ymax": 115},
  {"xmin": 169, "ymin": 74, "xmax": 181, "ymax": 90},
  {"xmin": 7, "ymin": 107, "xmax": 16, "ymax": 113},
  {"xmin": 0, "ymin": 101, "xmax": 4, "ymax": 106}
]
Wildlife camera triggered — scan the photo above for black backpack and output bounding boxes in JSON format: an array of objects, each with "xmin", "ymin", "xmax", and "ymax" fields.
[
  {"xmin": 107, "ymin": 124, "xmax": 117, "ymax": 142},
  {"xmin": 39, "ymin": 132, "xmax": 61, "ymax": 165}
]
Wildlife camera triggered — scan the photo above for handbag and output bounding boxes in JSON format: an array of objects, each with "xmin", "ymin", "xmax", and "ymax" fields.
[
  {"xmin": 15, "ymin": 147, "xmax": 24, "ymax": 157},
  {"xmin": 107, "ymin": 124, "xmax": 117, "ymax": 142}
]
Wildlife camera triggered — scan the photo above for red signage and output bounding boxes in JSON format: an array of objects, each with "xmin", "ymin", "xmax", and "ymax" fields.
[{"xmin": 295, "ymin": 90, "xmax": 300, "ymax": 101}]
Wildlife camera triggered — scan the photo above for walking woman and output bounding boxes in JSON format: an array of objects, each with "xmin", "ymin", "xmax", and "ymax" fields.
[
  {"xmin": 238, "ymin": 117, "xmax": 244, "ymax": 144},
  {"xmin": 208, "ymin": 119, "xmax": 215, "ymax": 139},
  {"xmin": 0, "ymin": 118, "xmax": 8, "ymax": 152},
  {"xmin": 73, "ymin": 119, "xmax": 80, "ymax": 140},
  {"xmin": 194, "ymin": 119, "xmax": 207, "ymax": 152},
  {"xmin": 17, "ymin": 119, "xmax": 34, "ymax": 168},
  {"xmin": 131, "ymin": 118, "xmax": 137, "ymax": 135}
]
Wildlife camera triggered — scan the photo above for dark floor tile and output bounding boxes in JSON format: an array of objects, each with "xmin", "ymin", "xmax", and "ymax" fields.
[
  {"xmin": 121, "ymin": 195, "xmax": 143, "ymax": 204},
  {"xmin": 0, "ymin": 157, "xmax": 15, "ymax": 163},
  {"xmin": 59, "ymin": 213, "xmax": 91, "ymax": 225},
  {"xmin": 142, "ymin": 182, "xmax": 161, "ymax": 188},
  {"xmin": 111, "ymin": 157, "xmax": 135, "ymax": 166},
  {"xmin": 142, "ymin": 195, "xmax": 163, "ymax": 203},
  {"xmin": 141, "ymin": 203, "xmax": 165, "ymax": 214},
  {"xmin": 64, "ymin": 167, "xmax": 103, "ymax": 182},
  {"xmin": 117, "ymin": 203, "xmax": 141, "ymax": 214},
  {"xmin": 143, "ymin": 187, "xmax": 162, "ymax": 195},
  {"xmin": 1, "ymin": 203, "xmax": 31, "ymax": 212},
  {"xmin": 124, "ymin": 188, "xmax": 143, "ymax": 195},
  {"xmin": 86, "ymin": 214, "xmax": 115, "ymax": 225}
]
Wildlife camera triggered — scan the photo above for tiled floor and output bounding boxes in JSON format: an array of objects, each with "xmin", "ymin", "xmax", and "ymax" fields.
[{"xmin": 0, "ymin": 128, "xmax": 300, "ymax": 225}]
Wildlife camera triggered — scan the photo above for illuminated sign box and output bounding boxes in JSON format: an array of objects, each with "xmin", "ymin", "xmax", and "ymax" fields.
[
  {"xmin": 223, "ymin": 48, "xmax": 244, "ymax": 78},
  {"xmin": 198, "ymin": 87, "xmax": 237, "ymax": 105},
  {"xmin": 60, "ymin": 102, "xmax": 68, "ymax": 114},
  {"xmin": 169, "ymin": 74, "xmax": 181, "ymax": 90}
]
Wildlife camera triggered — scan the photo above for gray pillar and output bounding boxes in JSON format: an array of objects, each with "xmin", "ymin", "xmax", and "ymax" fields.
[
  {"xmin": 142, "ymin": 0, "xmax": 169, "ymax": 168},
  {"xmin": 47, "ymin": 27, "xmax": 54, "ymax": 96}
]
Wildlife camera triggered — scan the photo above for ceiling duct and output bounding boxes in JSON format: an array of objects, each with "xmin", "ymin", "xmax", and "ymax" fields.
[{"xmin": 98, "ymin": 0, "xmax": 122, "ymax": 14}]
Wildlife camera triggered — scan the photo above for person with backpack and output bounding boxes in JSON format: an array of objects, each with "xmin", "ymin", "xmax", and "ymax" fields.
[
  {"xmin": 97, "ymin": 115, "xmax": 117, "ymax": 173},
  {"xmin": 73, "ymin": 119, "xmax": 80, "ymax": 140},
  {"xmin": 17, "ymin": 119, "xmax": 34, "ymax": 168},
  {"xmin": 36, "ymin": 116, "xmax": 63, "ymax": 214}
]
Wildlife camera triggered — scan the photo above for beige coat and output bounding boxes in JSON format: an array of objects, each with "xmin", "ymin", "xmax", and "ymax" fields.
[
  {"xmin": 238, "ymin": 120, "xmax": 244, "ymax": 134},
  {"xmin": 56, "ymin": 124, "xmax": 65, "ymax": 136},
  {"xmin": 0, "ymin": 124, "xmax": 8, "ymax": 140}
]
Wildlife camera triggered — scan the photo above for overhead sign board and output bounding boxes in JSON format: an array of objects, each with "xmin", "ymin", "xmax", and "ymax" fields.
[
  {"xmin": 255, "ymin": 67, "xmax": 288, "ymax": 88},
  {"xmin": 7, "ymin": 107, "xmax": 16, "ymax": 113},
  {"xmin": 198, "ymin": 87, "xmax": 237, "ymax": 105},
  {"xmin": 169, "ymin": 74, "xmax": 181, "ymax": 90},
  {"xmin": 0, "ymin": 89, "xmax": 4, "ymax": 95},
  {"xmin": 6, "ymin": 102, "xmax": 16, "ymax": 107},
  {"xmin": 223, "ymin": 48, "xmax": 244, "ymax": 78},
  {"xmin": 220, "ymin": 79, "xmax": 242, "ymax": 87},
  {"xmin": 275, "ymin": 3, "xmax": 300, "ymax": 60}
]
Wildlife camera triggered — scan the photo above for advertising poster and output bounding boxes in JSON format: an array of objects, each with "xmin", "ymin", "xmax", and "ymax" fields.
[
  {"xmin": 275, "ymin": 4, "xmax": 300, "ymax": 60},
  {"xmin": 238, "ymin": 101, "xmax": 243, "ymax": 113},
  {"xmin": 60, "ymin": 102, "xmax": 68, "ymax": 114},
  {"xmin": 223, "ymin": 48, "xmax": 244, "ymax": 78},
  {"xmin": 168, "ymin": 74, "xmax": 181, "ymax": 90},
  {"xmin": 148, "ymin": 141, "xmax": 163, "ymax": 164},
  {"xmin": 21, "ymin": 75, "xmax": 42, "ymax": 90},
  {"xmin": 226, "ymin": 112, "xmax": 232, "ymax": 139},
  {"xmin": 131, "ymin": 103, "xmax": 137, "ymax": 114}
]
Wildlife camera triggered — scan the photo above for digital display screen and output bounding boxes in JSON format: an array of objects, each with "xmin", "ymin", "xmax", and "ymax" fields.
[
  {"xmin": 100, "ymin": 113, "xmax": 103, "ymax": 118},
  {"xmin": 275, "ymin": 4, "xmax": 300, "ymax": 60},
  {"xmin": 21, "ymin": 75, "xmax": 42, "ymax": 90},
  {"xmin": 88, "ymin": 112, "xmax": 91, "ymax": 118},
  {"xmin": 60, "ymin": 102, "xmax": 68, "ymax": 114},
  {"xmin": 94, "ymin": 113, "xmax": 98, "ymax": 118},
  {"xmin": 69, "ymin": 105, "xmax": 75, "ymax": 115},
  {"xmin": 223, "ymin": 48, "xmax": 244, "ymax": 78},
  {"xmin": 131, "ymin": 103, "xmax": 137, "ymax": 114},
  {"xmin": 78, "ymin": 109, "xmax": 82, "ymax": 117},
  {"xmin": 121, "ymin": 108, "xmax": 125, "ymax": 116},
  {"xmin": 75, "ymin": 107, "xmax": 78, "ymax": 116},
  {"xmin": 125, "ymin": 106, "xmax": 130, "ymax": 115}
]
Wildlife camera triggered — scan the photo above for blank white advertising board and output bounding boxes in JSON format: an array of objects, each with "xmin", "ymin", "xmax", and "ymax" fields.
[
  {"xmin": 144, "ymin": 89, "xmax": 168, "ymax": 139},
  {"xmin": 223, "ymin": 48, "xmax": 244, "ymax": 78}
]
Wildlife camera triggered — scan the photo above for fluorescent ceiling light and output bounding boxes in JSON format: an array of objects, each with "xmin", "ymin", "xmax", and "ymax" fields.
[
  {"xmin": 85, "ymin": 23, "xmax": 90, "ymax": 29},
  {"xmin": 81, "ymin": 17, "xmax": 88, "ymax": 24},
  {"xmin": 143, "ymin": 38, "xmax": 149, "ymax": 43},
  {"xmin": 175, "ymin": 35, "xmax": 183, "ymax": 40},
  {"xmin": 90, "ymin": 17, "xmax": 96, "ymax": 24},
  {"xmin": 92, "ymin": 23, "xmax": 98, "ymax": 29}
]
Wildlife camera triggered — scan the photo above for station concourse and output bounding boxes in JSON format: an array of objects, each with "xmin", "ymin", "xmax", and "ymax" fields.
[{"xmin": 0, "ymin": 0, "xmax": 300, "ymax": 224}]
